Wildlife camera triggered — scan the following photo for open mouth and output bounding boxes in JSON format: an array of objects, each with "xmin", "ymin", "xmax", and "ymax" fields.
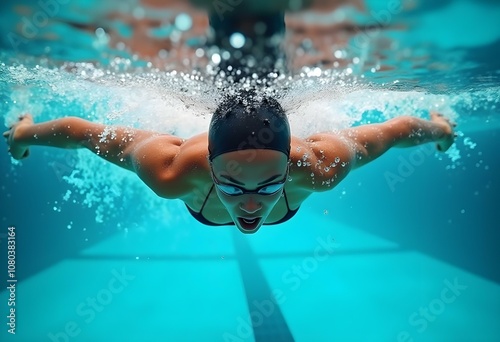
[{"xmin": 237, "ymin": 217, "xmax": 262, "ymax": 231}]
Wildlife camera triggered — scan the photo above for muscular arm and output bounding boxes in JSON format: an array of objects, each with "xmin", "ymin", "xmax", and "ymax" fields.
[
  {"xmin": 339, "ymin": 113, "xmax": 455, "ymax": 169},
  {"xmin": 296, "ymin": 113, "xmax": 455, "ymax": 192},
  {"xmin": 7, "ymin": 115, "xmax": 180, "ymax": 169},
  {"xmin": 4, "ymin": 114, "xmax": 188, "ymax": 198}
]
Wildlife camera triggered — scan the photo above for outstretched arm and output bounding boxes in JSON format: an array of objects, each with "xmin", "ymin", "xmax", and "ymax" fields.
[
  {"xmin": 338, "ymin": 112, "xmax": 456, "ymax": 169},
  {"xmin": 294, "ymin": 113, "xmax": 456, "ymax": 192},
  {"xmin": 3, "ymin": 114, "xmax": 187, "ymax": 197},
  {"xmin": 3, "ymin": 114, "xmax": 182, "ymax": 168}
]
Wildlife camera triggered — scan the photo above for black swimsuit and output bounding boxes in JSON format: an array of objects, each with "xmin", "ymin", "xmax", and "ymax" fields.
[{"xmin": 185, "ymin": 184, "xmax": 299, "ymax": 226}]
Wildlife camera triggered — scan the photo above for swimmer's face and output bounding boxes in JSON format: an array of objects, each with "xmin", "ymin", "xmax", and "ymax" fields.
[{"xmin": 210, "ymin": 150, "xmax": 289, "ymax": 234}]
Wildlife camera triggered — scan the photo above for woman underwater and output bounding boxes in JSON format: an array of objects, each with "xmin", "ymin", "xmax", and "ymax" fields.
[
  {"xmin": 3, "ymin": 8, "xmax": 456, "ymax": 234},
  {"xmin": 3, "ymin": 105, "xmax": 455, "ymax": 234}
]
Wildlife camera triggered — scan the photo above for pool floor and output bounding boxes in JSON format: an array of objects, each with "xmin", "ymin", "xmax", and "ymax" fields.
[{"xmin": 1, "ymin": 205, "xmax": 498, "ymax": 342}]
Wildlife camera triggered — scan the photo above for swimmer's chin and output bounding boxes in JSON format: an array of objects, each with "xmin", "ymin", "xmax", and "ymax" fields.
[
  {"xmin": 238, "ymin": 227, "xmax": 260, "ymax": 235},
  {"xmin": 236, "ymin": 226, "xmax": 260, "ymax": 234}
]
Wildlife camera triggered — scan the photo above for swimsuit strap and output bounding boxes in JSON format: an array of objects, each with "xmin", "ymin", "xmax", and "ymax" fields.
[
  {"xmin": 283, "ymin": 188, "xmax": 291, "ymax": 211},
  {"xmin": 199, "ymin": 184, "xmax": 214, "ymax": 215},
  {"xmin": 187, "ymin": 184, "xmax": 298, "ymax": 226}
]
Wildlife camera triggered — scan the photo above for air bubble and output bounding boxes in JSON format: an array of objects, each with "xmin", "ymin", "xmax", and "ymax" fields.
[
  {"xmin": 175, "ymin": 13, "xmax": 192, "ymax": 31},
  {"xmin": 95, "ymin": 27, "xmax": 105, "ymax": 38},
  {"xmin": 195, "ymin": 48, "xmax": 204, "ymax": 58},
  {"xmin": 211, "ymin": 54, "xmax": 221, "ymax": 64},
  {"xmin": 229, "ymin": 32, "xmax": 245, "ymax": 49}
]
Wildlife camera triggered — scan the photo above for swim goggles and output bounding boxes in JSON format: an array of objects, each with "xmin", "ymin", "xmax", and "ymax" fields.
[{"xmin": 210, "ymin": 164, "xmax": 288, "ymax": 196}]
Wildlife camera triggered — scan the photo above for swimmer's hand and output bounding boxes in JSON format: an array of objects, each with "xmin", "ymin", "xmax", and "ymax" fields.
[
  {"xmin": 430, "ymin": 112, "xmax": 456, "ymax": 152},
  {"xmin": 3, "ymin": 114, "xmax": 33, "ymax": 160}
]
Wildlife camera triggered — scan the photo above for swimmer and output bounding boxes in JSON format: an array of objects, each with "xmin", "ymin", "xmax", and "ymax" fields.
[{"xmin": 3, "ymin": 93, "xmax": 456, "ymax": 234}]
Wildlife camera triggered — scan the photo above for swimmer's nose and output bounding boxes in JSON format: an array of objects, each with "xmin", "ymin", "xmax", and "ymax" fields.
[{"xmin": 239, "ymin": 196, "xmax": 262, "ymax": 214}]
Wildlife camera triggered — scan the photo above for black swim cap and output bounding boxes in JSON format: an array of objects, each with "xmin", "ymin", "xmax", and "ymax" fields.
[{"xmin": 208, "ymin": 90, "xmax": 291, "ymax": 161}]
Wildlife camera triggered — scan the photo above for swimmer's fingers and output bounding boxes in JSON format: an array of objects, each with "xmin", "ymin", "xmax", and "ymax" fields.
[
  {"xmin": 9, "ymin": 114, "xmax": 33, "ymax": 129},
  {"xmin": 430, "ymin": 111, "xmax": 449, "ymax": 121},
  {"xmin": 18, "ymin": 113, "xmax": 32, "ymax": 120},
  {"xmin": 4, "ymin": 113, "xmax": 34, "ymax": 141},
  {"xmin": 17, "ymin": 114, "xmax": 34, "ymax": 126},
  {"xmin": 3, "ymin": 115, "xmax": 33, "ymax": 160},
  {"xmin": 430, "ymin": 111, "xmax": 457, "ymax": 153},
  {"xmin": 5, "ymin": 139, "xmax": 30, "ymax": 160},
  {"xmin": 446, "ymin": 118, "xmax": 457, "ymax": 128},
  {"xmin": 3, "ymin": 129, "xmax": 12, "ymax": 145},
  {"xmin": 3, "ymin": 115, "xmax": 27, "ymax": 138},
  {"xmin": 430, "ymin": 112, "xmax": 446, "ymax": 126},
  {"xmin": 435, "ymin": 127, "xmax": 456, "ymax": 153},
  {"xmin": 430, "ymin": 111, "xmax": 457, "ymax": 130},
  {"xmin": 3, "ymin": 122, "xmax": 15, "ymax": 144},
  {"xmin": 436, "ymin": 139, "xmax": 453, "ymax": 152}
]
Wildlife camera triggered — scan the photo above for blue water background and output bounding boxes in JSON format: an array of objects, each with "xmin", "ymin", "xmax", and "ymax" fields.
[{"xmin": 0, "ymin": 0, "xmax": 499, "ymax": 341}]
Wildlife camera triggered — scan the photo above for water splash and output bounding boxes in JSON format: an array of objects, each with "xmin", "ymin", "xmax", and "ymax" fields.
[{"xmin": 1, "ymin": 53, "xmax": 498, "ymax": 224}]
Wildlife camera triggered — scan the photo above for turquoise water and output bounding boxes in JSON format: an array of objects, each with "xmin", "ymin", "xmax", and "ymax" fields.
[{"xmin": 0, "ymin": 0, "xmax": 499, "ymax": 341}]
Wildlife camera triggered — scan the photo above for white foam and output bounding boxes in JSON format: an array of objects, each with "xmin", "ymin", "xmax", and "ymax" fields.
[{"xmin": 2, "ymin": 59, "xmax": 498, "ymax": 224}]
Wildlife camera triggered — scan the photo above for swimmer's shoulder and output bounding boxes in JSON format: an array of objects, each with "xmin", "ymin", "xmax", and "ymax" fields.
[
  {"xmin": 288, "ymin": 134, "xmax": 352, "ymax": 193},
  {"xmin": 154, "ymin": 132, "xmax": 210, "ymax": 198},
  {"xmin": 177, "ymin": 132, "xmax": 210, "ymax": 172}
]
